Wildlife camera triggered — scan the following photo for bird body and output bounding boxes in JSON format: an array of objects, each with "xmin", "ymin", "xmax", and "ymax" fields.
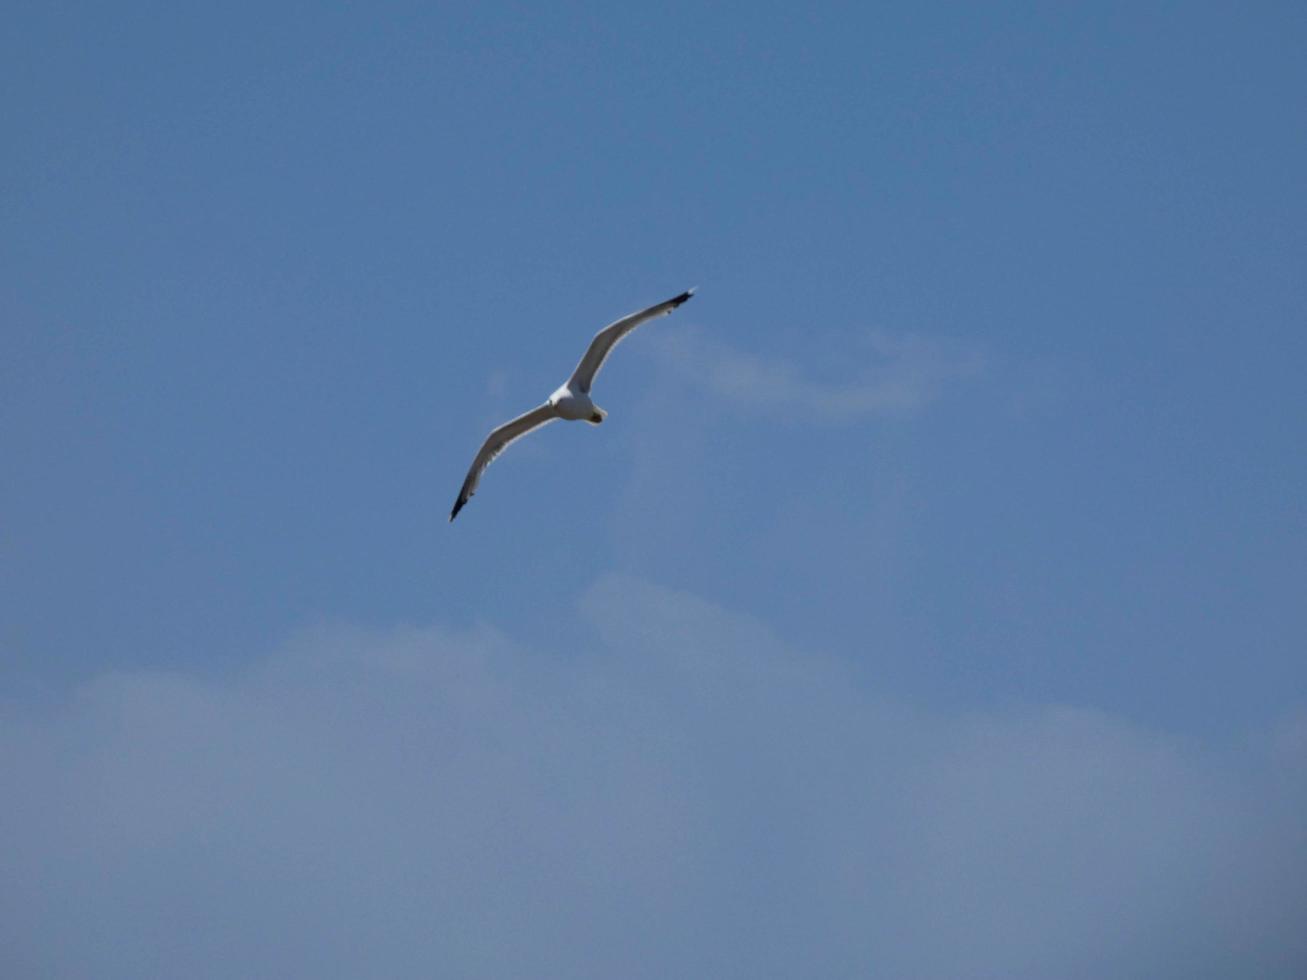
[
  {"xmin": 450, "ymin": 289, "xmax": 694, "ymax": 521},
  {"xmin": 548, "ymin": 384, "xmax": 605, "ymax": 423}
]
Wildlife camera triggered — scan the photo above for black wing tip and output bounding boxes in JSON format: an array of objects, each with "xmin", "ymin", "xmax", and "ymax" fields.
[
  {"xmin": 450, "ymin": 497, "xmax": 467, "ymax": 522},
  {"xmin": 671, "ymin": 288, "xmax": 696, "ymax": 307}
]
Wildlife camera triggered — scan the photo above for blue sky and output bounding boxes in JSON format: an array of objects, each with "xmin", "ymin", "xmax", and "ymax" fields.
[{"xmin": 3, "ymin": 2, "xmax": 1306, "ymax": 975}]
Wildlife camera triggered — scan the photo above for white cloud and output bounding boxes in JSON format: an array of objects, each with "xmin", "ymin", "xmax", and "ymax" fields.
[
  {"xmin": 2, "ymin": 577, "xmax": 1304, "ymax": 978},
  {"xmin": 652, "ymin": 328, "xmax": 985, "ymax": 420}
]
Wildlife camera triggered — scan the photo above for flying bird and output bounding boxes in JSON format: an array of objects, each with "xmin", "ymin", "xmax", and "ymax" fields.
[{"xmin": 450, "ymin": 289, "xmax": 695, "ymax": 521}]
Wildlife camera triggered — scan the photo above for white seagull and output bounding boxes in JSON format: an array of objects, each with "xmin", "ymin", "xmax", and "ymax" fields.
[{"xmin": 451, "ymin": 288, "xmax": 695, "ymax": 521}]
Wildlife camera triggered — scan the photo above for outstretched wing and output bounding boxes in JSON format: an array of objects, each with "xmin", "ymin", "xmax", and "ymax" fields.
[
  {"xmin": 567, "ymin": 288, "xmax": 695, "ymax": 394},
  {"xmin": 450, "ymin": 403, "xmax": 559, "ymax": 521}
]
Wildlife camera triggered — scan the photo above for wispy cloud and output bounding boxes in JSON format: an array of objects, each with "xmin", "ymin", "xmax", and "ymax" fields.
[
  {"xmin": 2, "ymin": 577, "xmax": 1304, "ymax": 978},
  {"xmin": 652, "ymin": 327, "xmax": 985, "ymax": 420}
]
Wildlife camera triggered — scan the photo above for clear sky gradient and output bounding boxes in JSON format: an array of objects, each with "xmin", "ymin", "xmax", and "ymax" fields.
[{"xmin": 3, "ymin": 2, "xmax": 1306, "ymax": 976}]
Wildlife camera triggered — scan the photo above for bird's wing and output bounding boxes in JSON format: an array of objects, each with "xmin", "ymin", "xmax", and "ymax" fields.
[
  {"xmin": 450, "ymin": 403, "xmax": 560, "ymax": 521},
  {"xmin": 567, "ymin": 289, "xmax": 695, "ymax": 394}
]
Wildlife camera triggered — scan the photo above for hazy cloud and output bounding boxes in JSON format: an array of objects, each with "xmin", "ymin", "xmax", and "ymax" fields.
[
  {"xmin": 652, "ymin": 328, "xmax": 985, "ymax": 420},
  {"xmin": 2, "ymin": 577, "xmax": 1303, "ymax": 978},
  {"xmin": 485, "ymin": 368, "xmax": 511, "ymax": 398}
]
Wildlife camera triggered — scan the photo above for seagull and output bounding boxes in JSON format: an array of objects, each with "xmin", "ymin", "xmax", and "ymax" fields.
[{"xmin": 450, "ymin": 288, "xmax": 695, "ymax": 521}]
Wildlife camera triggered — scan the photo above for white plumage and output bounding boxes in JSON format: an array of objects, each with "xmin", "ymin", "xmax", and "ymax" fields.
[{"xmin": 451, "ymin": 289, "xmax": 695, "ymax": 521}]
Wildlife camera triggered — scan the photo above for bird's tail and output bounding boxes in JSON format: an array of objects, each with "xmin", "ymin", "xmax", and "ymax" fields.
[{"xmin": 588, "ymin": 407, "xmax": 607, "ymax": 425}]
